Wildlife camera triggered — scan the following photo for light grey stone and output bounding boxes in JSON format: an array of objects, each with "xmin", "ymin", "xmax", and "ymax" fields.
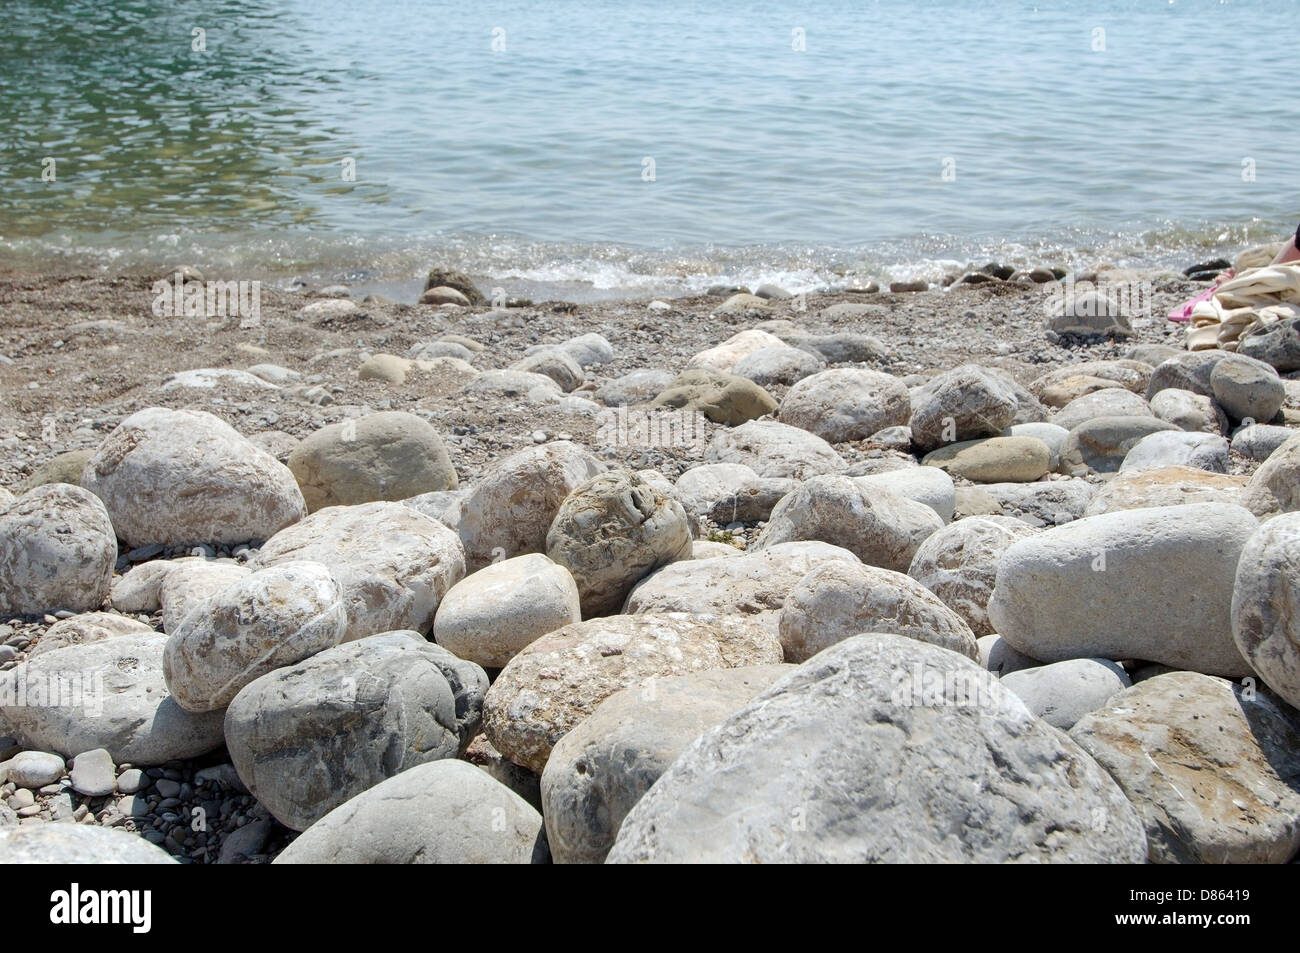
[
  {"xmin": 1119, "ymin": 430, "xmax": 1229, "ymax": 473},
  {"xmin": 779, "ymin": 368, "xmax": 910, "ymax": 443},
  {"xmin": 0, "ymin": 634, "xmax": 224, "ymax": 763},
  {"xmin": 779, "ymin": 560, "xmax": 978, "ymax": 662},
  {"xmin": 434, "ymin": 554, "xmax": 581, "ymax": 668},
  {"xmin": 273, "ymin": 760, "xmax": 547, "ymax": 864},
  {"xmin": 607, "ymin": 634, "xmax": 1147, "ymax": 863},
  {"xmin": 1231, "ymin": 513, "xmax": 1300, "ymax": 710},
  {"xmin": 0, "ymin": 485, "xmax": 116, "ymax": 617},
  {"xmin": 988, "ymin": 503, "xmax": 1258, "ymax": 676},
  {"xmin": 1001, "ymin": 658, "xmax": 1130, "ymax": 729},
  {"xmin": 704, "ymin": 419, "xmax": 845, "ymax": 480},
  {"xmin": 0, "ymin": 823, "xmax": 176, "ymax": 863},
  {"xmin": 256, "ymin": 501, "xmax": 466, "ymax": 641},
  {"xmin": 756, "ymin": 475, "xmax": 943, "ymax": 571}
]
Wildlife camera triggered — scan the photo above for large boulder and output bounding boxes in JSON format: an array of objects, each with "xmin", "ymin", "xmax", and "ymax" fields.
[
  {"xmin": 81, "ymin": 407, "xmax": 306, "ymax": 546},
  {"xmin": 1149, "ymin": 388, "xmax": 1228, "ymax": 434},
  {"xmin": 907, "ymin": 515, "xmax": 1038, "ymax": 637},
  {"xmin": 256, "ymin": 502, "xmax": 465, "ymax": 641},
  {"xmin": 433, "ymin": 554, "xmax": 581, "ymax": 668},
  {"xmin": 650, "ymin": 369, "xmax": 777, "ymax": 425},
  {"xmin": 779, "ymin": 369, "xmax": 910, "ymax": 443},
  {"xmin": 0, "ymin": 633, "xmax": 224, "ymax": 764},
  {"xmin": 541, "ymin": 665, "xmax": 791, "ymax": 864},
  {"xmin": 1071, "ymin": 673, "xmax": 1300, "ymax": 863},
  {"xmin": 754, "ymin": 475, "xmax": 942, "ymax": 571},
  {"xmin": 224, "ymin": 632, "xmax": 488, "ymax": 830},
  {"xmin": 624, "ymin": 541, "xmax": 860, "ymax": 632},
  {"xmin": 1231, "ymin": 513, "xmax": 1300, "ymax": 709},
  {"xmin": 778, "ymin": 561, "xmax": 978, "ymax": 662},
  {"xmin": 482, "ymin": 614, "xmax": 782, "ymax": 773},
  {"xmin": 287, "ymin": 411, "xmax": 458, "ymax": 512},
  {"xmin": 704, "ymin": 419, "xmax": 845, "ymax": 479},
  {"xmin": 987, "ymin": 503, "xmax": 1258, "ymax": 675},
  {"xmin": 273, "ymin": 760, "xmax": 546, "ymax": 864},
  {"xmin": 853, "ymin": 467, "xmax": 955, "ymax": 523},
  {"xmin": 158, "ymin": 560, "xmax": 250, "ymax": 633},
  {"xmin": 545, "ymin": 472, "xmax": 692, "ymax": 616},
  {"xmin": 163, "ymin": 561, "xmax": 348, "ymax": 712},
  {"xmin": 0, "ymin": 484, "xmax": 116, "ymax": 616},
  {"xmin": 607, "ymin": 634, "xmax": 1146, "ymax": 863},
  {"xmin": 909, "ymin": 365, "xmax": 1019, "ymax": 452},
  {"xmin": 1145, "ymin": 351, "xmax": 1230, "ymax": 399},
  {"xmin": 731, "ymin": 346, "xmax": 825, "ymax": 386},
  {"xmin": 454, "ymin": 442, "xmax": 606, "ymax": 571}
]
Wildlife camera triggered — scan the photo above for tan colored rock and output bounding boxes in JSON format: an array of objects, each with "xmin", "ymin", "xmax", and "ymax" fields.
[
  {"xmin": 287, "ymin": 411, "xmax": 458, "ymax": 513},
  {"xmin": 1083, "ymin": 465, "xmax": 1245, "ymax": 516},
  {"xmin": 921, "ymin": 436, "xmax": 1051, "ymax": 483},
  {"xmin": 483, "ymin": 613, "xmax": 783, "ymax": 773},
  {"xmin": 779, "ymin": 561, "xmax": 978, "ymax": 662},
  {"xmin": 1071, "ymin": 673, "xmax": 1300, "ymax": 864},
  {"xmin": 545, "ymin": 472, "xmax": 692, "ymax": 617}
]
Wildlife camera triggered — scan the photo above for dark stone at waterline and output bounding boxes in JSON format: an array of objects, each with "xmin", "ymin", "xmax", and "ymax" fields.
[
  {"xmin": 1182, "ymin": 258, "xmax": 1230, "ymax": 277},
  {"xmin": 422, "ymin": 267, "xmax": 485, "ymax": 304}
]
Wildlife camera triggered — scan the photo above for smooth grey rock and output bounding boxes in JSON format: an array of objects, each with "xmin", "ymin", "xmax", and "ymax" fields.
[
  {"xmin": 1231, "ymin": 424, "xmax": 1296, "ymax": 461},
  {"xmin": 1146, "ymin": 351, "xmax": 1231, "ymax": 399},
  {"xmin": 287, "ymin": 411, "xmax": 458, "ymax": 512},
  {"xmin": 0, "ymin": 823, "xmax": 176, "ymax": 864},
  {"xmin": 1149, "ymin": 387, "xmax": 1228, "ymax": 435},
  {"xmin": 1001, "ymin": 658, "xmax": 1130, "ymax": 729},
  {"xmin": 988, "ymin": 503, "xmax": 1258, "ymax": 676},
  {"xmin": 731, "ymin": 346, "xmax": 825, "ymax": 386},
  {"xmin": 1059, "ymin": 415, "xmax": 1179, "ymax": 473},
  {"xmin": 624, "ymin": 541, "xmax": 860, "ymax": 632},
  {"xmin": 513, "ymin": 348, "xmax": 585, "ymax": 392},
  {"xmin": 909, "ymin": 364, "xmax": 1019, "ymax": 452},
  {"xmin": 1238, "ymin": 315, "xmax": 1300, "ymax": 372},
  {"xmin": 69, "ymin": 748, "xmax": 116, "ymax": 796},
  {"xmin": 1052, "ymin": 389, "xmax": 1152, "ymax": 432},
  {"xmin": 1210, "ymin": 353, "xmax": 1285, "ymax": 423},
  {"xmin": 158, "ymin": 560, "xmax": 250, "ymax": 633},
  {"xmin": 779, "ymin": 368, "xmax": 910, "ymax": 443},
  {"xmin": 454, "ymin": 442, "xmax": 606, "ymax": 571},
  {"xmin": 1119, "ymin": 430, "xmax": 1229, "ymax": 473},
  {"xmin": 978, "ymin": 634, "xmax": 1042, "ymax": 676},
  {"xmin": 1241, "ymin": 431, "xmax": 1300, "ymax": 517},
  {"xmin": 274, "ymin": 760, "xmax": 547, "ymax": 864},
  {"xmin": 704, "ymin": 419, "xmax": 846, "ymax": 480},
  {"xmin": 607, "ymin": 634, "xmax": 1147, "ymax": 863},
  {"xmin": 0, "ymin": 634, "xmax": 224, "ymax": 763},
  {"xmin": 225, "ymin": 632, "xmax": 488, "ymax": 830},
  {"xmin": 1003, "ymin": 422, "xmax": 1070, "ymax": 470},
  {"xmin": 852, "ymin": 467, "xmax": 955, "ymax": 523},
  {"xmin": 1231, "ymin": 512, "xmax": 1300, "ymax": 709},
  {"xmin": 434, "ymin": 554, "xmax": 581, "ymax": 668},
  {"xmin": 7, "ymin": 750, "xmax": 65, "ymax": 788},
  {"xmin": 594, "ymin": 370, "xmax": 674, "ymax": 407}
]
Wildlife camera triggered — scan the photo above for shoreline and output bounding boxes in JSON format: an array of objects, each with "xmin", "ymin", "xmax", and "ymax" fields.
[{"xmin": 1, "ymin": 256, "xmax": 1298, "ymax": 863}]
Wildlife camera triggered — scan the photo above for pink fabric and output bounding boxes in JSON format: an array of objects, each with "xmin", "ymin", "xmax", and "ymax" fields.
[{"xmin": 1167, "ymin": 286, "xmax": 1216, "ymax": 323}]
